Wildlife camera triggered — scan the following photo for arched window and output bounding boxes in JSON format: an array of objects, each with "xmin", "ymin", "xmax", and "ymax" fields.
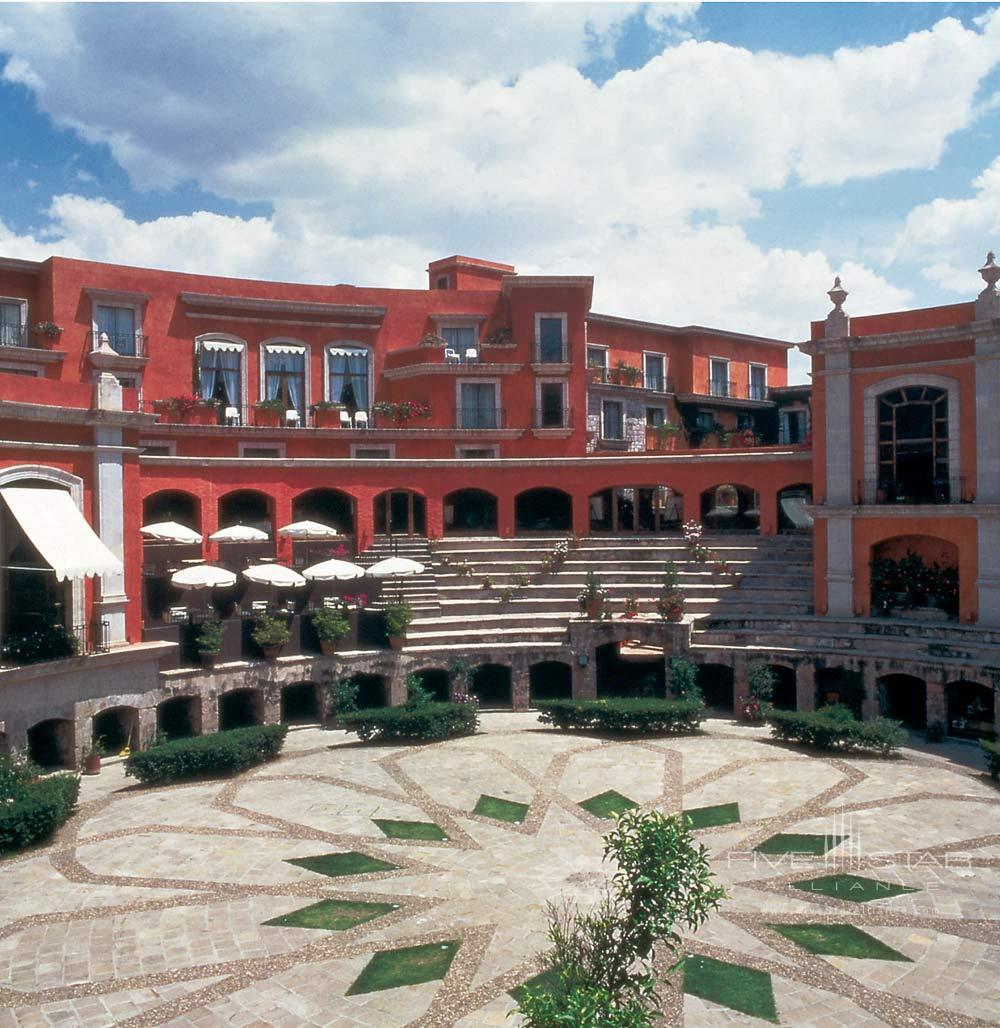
[
  {"xmin": 262, "ymin": 343, "xmax": 307, "ymax": 418},
  {"xmin": 326, "ymin": 345, "xmax": 370, "ymax": 415},
  {"xmin": 877, "ymin": 386, "xmax": 949, "ymax": 502},
  {"xmin": 197, "ymin": 337, "xmax": 245, "ymax": 412}
]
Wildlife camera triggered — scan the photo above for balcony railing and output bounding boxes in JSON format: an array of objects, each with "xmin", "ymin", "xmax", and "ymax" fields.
[
  {"xmin": 536, "ymin": 344, "xmax": 568, "ymax": 364},
  {"xmin": 702, "ymin": 381, "xmax": 769, "ymax": 401},
  {"xmin": 0, "ymin": 619, "xmax": 109, "ymax": 669},
  {"xmin": 89, "ymin": 330, "xmax": 148, "ymax": 358},
  {"xmin": 0, "ymin": 323, "xmax": 28, "ymax": 348},
  {"xmin": 589, "ymin": 367, "xmax": 675, "ymax": 392},
  {"xmin": 534, "ymin": 406, "xmax": 573, "ymax": 429},
  {"xmin": 855, "ymin": 477, "xmax": 972, "ymax": 505},
  {"xmin": 456, "ymin": 406, "xmax": 506, "ymax": 430}
]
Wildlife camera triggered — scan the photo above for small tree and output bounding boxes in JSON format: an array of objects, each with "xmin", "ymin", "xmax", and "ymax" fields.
[
  {"xmin": 668, "ymin": 658, "xmax": 702, "ymax": 703},
  {"xmin": 327, "ymin": 677, "xmax": 360, "ymax": 720},
  {"xmin": 516, "ymin": 809, "xmax": 725, "ymax": 1026},
  {"xmin": 405, "ymin": 672, "xmax": 435, "ymax": 708}
]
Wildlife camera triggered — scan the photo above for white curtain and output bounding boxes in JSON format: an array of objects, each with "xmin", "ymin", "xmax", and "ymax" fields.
[{"xmin": 201, "ymin": 347, "xmax": 242, "ymax": 405}]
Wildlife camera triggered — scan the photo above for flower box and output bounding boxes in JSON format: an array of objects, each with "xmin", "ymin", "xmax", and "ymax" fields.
[
  {"xmin": 313, "ymin": 406, "xmax": 346, "ymax": 428},
  {"xmin": 254, "ymin": 407, "xmax": 282, "ymax": 427}
]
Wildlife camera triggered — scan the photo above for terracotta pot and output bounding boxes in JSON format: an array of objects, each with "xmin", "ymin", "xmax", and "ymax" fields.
[
  {"xmin": 388, "ymin": 635, "xmax": 405, "ymax": 651},
  {"xmin": 83, "ymin": 754, "xmax": 101, "ymax": 775},
  {"xmin": 313, "ymin": 408, "xmax": 344, "ymax": 428},
  {"xmin": 254, "ymin": 408, "xmax": 282, "ymax": 427},
  {"xmin": 825, "ymin": 691, "xmax": 840, "ymax": 704},
  {"xmin": 198, "ymin": 650, "xmax": 218, "ymax": 667},
  {"xmin": 584, "ymin": 599, "xmax": 604, "ymax": 619},
  {"xmin": 261, "ymin": 644, "xmax": 283, "ymax": 660},
  {"xmin": 186, "ymin": 406, "xmax": 218, "ymax": 425},
  {"xmin": 319, "ymin": 638, "xmax": 338, "ymax": 656}
]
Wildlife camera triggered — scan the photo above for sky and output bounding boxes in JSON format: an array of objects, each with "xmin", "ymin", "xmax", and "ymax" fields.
[{"xmin": 0, "ymin": 3, "xmax": 999, "ymax": 383}]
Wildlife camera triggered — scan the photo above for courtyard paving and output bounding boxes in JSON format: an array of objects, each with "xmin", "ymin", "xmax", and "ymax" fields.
[{"xmin": 0, "ymin": 714, "xmax": 998, "ymax": 1026}]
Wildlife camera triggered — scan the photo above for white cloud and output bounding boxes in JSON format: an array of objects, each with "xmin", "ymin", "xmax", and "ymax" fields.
[{"xmin": 891, "ymin": 157, "xmax": 1000, "ymax": 293}]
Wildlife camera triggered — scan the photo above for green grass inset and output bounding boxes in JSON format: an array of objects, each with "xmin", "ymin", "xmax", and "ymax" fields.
[
  {"xmin": 372, "ymin": 818, "xmax": 448, "ymax": 841},
  {"xmin": 346, "ymin": 940, "xmax": 460, "ymax": 995},
  {"xmin": 579, "ymin": 790, "xmax": 639, "ymax": 819},
  {"xmin": 683, "ymin": 802, "xmax": 741, "ymax": 830},
  {"xmin": 755, "ymin": 832, "xmax": 847, "ymax": 856},
  {"xmin": 473, "ymin": 794, "xmax": 530, "ymax": 823},
  {"xmin": 286, "ymin": 851, "xmax": 398, "ymax": 878},
  {"xmin": 683, "ymin": 954, "xmax": 778, "ymax": 1023},
  {"xmin": 792, "ymin": 873, "xmax": 919, "ymax": 903},
  {"xmin": 771, "ymin": 923, "xmax": 913, "ymax": 962},
  {"xmin": 509, "ymin": 967, "xmax": 564, "ymax": 1004},
  {"xmin": 263, "ymin": 898, "xmax": 397, "ymax": 931}
]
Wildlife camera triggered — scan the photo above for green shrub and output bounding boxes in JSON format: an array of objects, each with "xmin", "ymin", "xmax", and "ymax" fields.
[
  {"xmin": 0, "ymin": 772, "xmax": 79, "ymax": 855},
  {"xmin": 327, "ymin": 677, "xmax": 360, "ymax": 719},
  {"xmin": 767, "ymin": 709, "xmax": 906, "ymax": 756},
  {"xmin": 747, "ymin": 662, "xmax": 775, "ymax": 703},
  {"xmin": 384, "ymin": 602, "xmax": 414, "ymax": 638},
  {"xmin": 311, "ymin": 606, "xmax": 350, "ymax": 642},
  {"xmin": 536, "ymin": 698, "xmax": 705, "ymax": 734},
  {"xmin": 195, "ymin": 618, "xmax": 224, "ymax": 654},
  {"xmin": 982, "ymin": 739, "xmax": 1000, "ymax": 781},
  {"xmin": 340, "ymin": 702, "xmax": 478, "ymax": 742},
  {"xmin": 2, "ymin": 624, "xmax": 79, "ymax": 666},
  {"xmin": 124, "ymin": 725, "xmax": 287, "ymax": 785},
  {"xmin": 251, "ymin": 614, "xmax": 291, "ymax": 648},
  {"xmin": 669, "ymin": 658, "xmax": 702, "ymax": 702}
]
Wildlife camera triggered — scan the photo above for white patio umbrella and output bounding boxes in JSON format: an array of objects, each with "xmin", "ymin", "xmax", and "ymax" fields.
[
  {"xmin": 209, "ymin": 524, "xmax": 269, "ymax": 542},
  {"xmin": 302, "ymin": 558, "xmax": 366, "ymax": 581},
  {"xmin": 242, "ymin": 563, "xmax": 307, "ymax": 588},
  {"xmin": 140, "ymin": 521, "xmax": 203, "ymax": 544},
  {"xmin": 366, "ymin": 556, "xmax": 426, "ymax": 577},
  {"xmin": 171, "ymin": 564, "xmax": 237, "ymax": 589},
  {"xmin": 277, "ymin": 520, "xmax": 339, "ymax": 539}
]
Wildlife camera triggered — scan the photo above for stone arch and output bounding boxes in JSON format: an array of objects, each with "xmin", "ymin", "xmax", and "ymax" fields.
[
  {"xmin": 157, "ymin": 695, "xmax": 201, "ymax": 740},
  {"xmin": 471, "ymin": 663, "xmax": 512, "ymax": 708},
  {"xmin": 27, "ymin": 718, "xmax": 75, "ymax": 769},
  {"xmin": 292, "ymin": 487, "xmax": 356, "ymax": 536},
  {"xmin": 92, "ymin": 705, "xmax": 140, "ymax": 754},
  {"xmin": 699, "ymin": 483, "xmax": 759, "ymax": 533},
  {"xmin": 767, "ymin": 664, "xmax": 797, "ymax": 710},
  {"xmin": 409, "ymin": 667, "xmax": 450, "ymax": 702},
  {"xmin": 217, "ymin": 489, "xmax": 274, "ymax": 535},
  {"xmin": 588, "ymin": 484, "xmax": 683, "ymax": 533},
  {"xmin": 596, "ymin": 641, "xmax": 664, "ymax": 698},
  {"xmin": 218, "ymin": 688, "xmax": 264, "ymax": 730},
  {"xmin": 698, "ymin": 663, "xmax": 734, "ymax": 712},
  {"xmin": 348, "ymin": 673, "xmax": 388, "ymax": 709},
  {"xmin": 142, "ymin": 490, "xmax": 201, "ymax": 531},
  {"xmin": 871, "ymin": 535, "xmax": 959, "ymax": 617},
  {"xmin": 946, "ymin": 679, "xmax": 995, "ymax": 740},
  {"xmin": 281, "ymin": 681, "xmax": 322, "ymax": 723},
  {"xmin": 373, "ymin": 489, "xmax": 426, "ymax": 536}
]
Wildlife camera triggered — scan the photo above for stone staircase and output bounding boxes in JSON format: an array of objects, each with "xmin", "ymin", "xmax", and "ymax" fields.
[
  {"xmin": 404, "ymin": 533, "xmax": 814, "ymax": 650},
  {"xmin": 360, "ymin": 536, "xmax": 441, "ymax": 616}
]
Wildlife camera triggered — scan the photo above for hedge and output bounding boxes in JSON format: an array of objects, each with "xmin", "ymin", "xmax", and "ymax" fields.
[
  {"xmin": 340, "ymin": 702, "xmax": 479, "ymax": 742},
  {"xmin": 982, "ymin": 739, "xmax": 1000, "ymax": 781},
  {"xmin": 0, "ymin": 774, "xmax": 80, "ymax": 855},
  {"xmin": 535, "ymin": 698, "xmax": 705, "ymax": 734},
  {"xmin": 767, "ymin": 709, "xmax": 907, "ymax": 756},
  {"xmin": 124, "ymin": 725, "xmax": 288, "ymax": 785}
]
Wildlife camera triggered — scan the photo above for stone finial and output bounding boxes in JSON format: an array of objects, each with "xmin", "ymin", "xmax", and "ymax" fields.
[
  {"xmin": 976, "ymin": 250, "xmax": 1000, "ymax": 320},
  {"xmin": 827, "ymin": 275, "xmax": 848, "ymax": 312},
  {"xmin": 825, "ymin": 275, "xmax": 850, "ymax": 339}
]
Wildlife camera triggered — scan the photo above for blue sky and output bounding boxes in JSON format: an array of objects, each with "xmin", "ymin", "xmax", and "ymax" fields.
[{"xmin": 0, "ymin": 3, "xmax": 998, "ymax": 382}]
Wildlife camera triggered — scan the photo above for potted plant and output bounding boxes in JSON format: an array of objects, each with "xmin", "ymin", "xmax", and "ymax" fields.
[
  {"xmin": 418, "ymin": 332, "xmax": 447, "ymax": 347},
  {"xmin": 83, "ymin": 737, "xmax": 105, "ymax": 776},
  {"xmin": 251, "ymin": 613, "xmax": 291, "ymax": 659},
  {"xmin": 646, "ymin": 422, "xmax": 682, "ymax": 451},
  {"xmin": 739, "ymin": 427, "xmax": 758, "ymax": 447},
  {"xmin": 152, "ymin": 394, "xmax": 218, "ymax": 424},
  {"xmin": 577, "ymin": 571, "xmax": 608, "ymax": 619},
  {"xmin": 254, "ymin": 398, "xmax": 286, "ymax": 427},
  {"xmin": 311, "ymin": 604, "xmax": 351, "ymax": 655},
  {"xmin": 588, "ymin": 363, "xmax": 608, "ymax": 384},
  {"xmin": 656, "ymin": 563, "xmax": 685, "ymax": 622},
  {"xmin": 372, "ymin": 400, "xmax": 432, "ymax": 427},
  {"xmin": 33, "ymin": 321, "xmax": 63, "ymax": 342},
  {"xmin": 622, "ymin": 595, "xmax": 640, "ymax": 619},
  {"xmin": 311, "ymin": 401, "xmax": 347, "ymax": 428},
  {"xmin": 384, "ymin": 602, "xmax": 414, "ymax": 650},
  {"xmin": 484, "ymin": 327, "xmax": 512, "ymax": 346},
  {"xmin": 195, "ymin": 617, "xmax": 224, "ymax": 666}
]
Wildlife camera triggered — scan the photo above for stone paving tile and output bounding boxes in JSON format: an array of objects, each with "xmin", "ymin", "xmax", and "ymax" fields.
[{"xmin": 3, "ymin": 717, "xmax": 998, "ymax": 1027}]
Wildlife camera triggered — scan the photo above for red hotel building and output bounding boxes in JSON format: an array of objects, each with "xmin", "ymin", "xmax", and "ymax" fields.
[{"xmin": 0, "ymin": 250, "xmax": 996, "ymax": 765}]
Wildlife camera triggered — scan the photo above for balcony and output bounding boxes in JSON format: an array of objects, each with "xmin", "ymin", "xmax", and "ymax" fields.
[
  {"xmin": 89, "ymin": 330, "xmax": 148, "ymax": 358},
  {"xmin": 456, "ymin": 406, "xmax": 507, "ymax": 430},
  {"xmin": 1, "ymin": 619, "xmax": 109, "ymax": 669},
  {"xmin": 589, "ymin": 366, "xmax": 675, "ymax": 392},
  {"xmin": 0, "ymin": 323, "xmax": 28, "ymax": 348},
  {"xmin": 533, "ymin": 406, "xmax": 573, "ymax": 430},
  {"xmin": 855, "ymin": 477, "xmax": 972, "ymax": 506}
]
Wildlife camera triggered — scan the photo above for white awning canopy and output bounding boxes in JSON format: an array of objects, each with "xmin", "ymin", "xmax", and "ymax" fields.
[
  {"xmin": 264, "ymin": 343, "xmax": 306, "ymax": 355},
  {"xmin": 302, "ymin": 558, "xmax": 365, "ymax": 581},
  {"xmin": 243, "ymin": 563, "xmax": 307, "ymax": 588},
  {"xmin": 277, "ymin": 520, "xmax": 338, "ymax": 539},
  {"xmin": 200, "ymin": 339, "xmax": 244, "ymax": 354},
  {"xmin": 171, "ymin": 564, "xmax": 237, "ymax": 590},
  {"xmin": 327, "ymin": 346, "xmax": 368, "ymax": 357},
  {"xmin": 209, "ymin": 524, "xmax": 269, "ymax": 542},
  {"xmin": 367, "ymin": 556, "xmax": 425, "ymax": 577},
  {"xmin": 1, "ymin": 487, "xmax": 123, "ymax": 582},
  {"xmin": 140, "ymin": 521, "xmax": 203, "ymax": 544}
]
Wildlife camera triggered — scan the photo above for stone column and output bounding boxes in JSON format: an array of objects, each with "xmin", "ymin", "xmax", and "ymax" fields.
[
  {"xmin": 138, "ymin": 707, "xmax": 158, "ymax": 748},
  {"xmin": 795, "ymin": 663, "xmax": 816, "ymax": 712},
  {"xmin": 977, "ymin": 515, "xmax": 1000, "ymax": 626},
  {"xmin": 732, "ymin": 651, "xmax": 749, "ymax": 713},
  {"xmin": 201, "ymin": 692, "xmax": 220, "ymax": 734},
  {"xmin": 925, "ymin": 676, "xmax": 946, "ymax": 729},
  {"xmin": 571, "ymin": 654, "xmax": 596, "ymax": 700},
  {"xmin": 823, "ymin": 351, "xmax": 853, "ymax": 506},
  {"xmin": 511, "ymin": 660, "xmax": 530, "ymax": 712},
  {"xmin": 974, "ymin": 257, "xmax": 1000, "ymax": 503},
  {"xmin": 92, "ymin": 374, "xmax": 128, "ymax": 646},
  {"xmin": 262, "ymin": 682, "xmax": 282, "ymax": 725},
  {"xmin": 861, "ymin": 663, "xmax": 880, "ymax": 721},
  {"xmin": 826, "ymin": 516, "xmax": 855, "ymax": 616},
  {"xmin": 387, "ymin": 667, "xmax": 408, "ymax": 707}
]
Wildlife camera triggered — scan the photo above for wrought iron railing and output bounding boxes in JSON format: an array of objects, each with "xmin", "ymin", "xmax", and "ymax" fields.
[
  {"xmin": 0, "ymin": 323, "xmax": 27, "ymax": 348},
  {"xmin": 89, "ymin": 330, "xmax": 148, "ymax": 358},
  {"xmin": 533, "ymin": 406, "xmax": 573, "ymax": 429},
  {"xmin": 456, "ymin": 406, "xmax": 506, "ymax": 430},
  {"xmin": 855, "ymin": 477, "xmax": 971, "ymax": 505}
]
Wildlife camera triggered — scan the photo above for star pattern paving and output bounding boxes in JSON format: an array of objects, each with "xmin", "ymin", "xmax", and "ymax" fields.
[{"xmin": 0, "ymin": 714, "xmax": 998, "ymax": 1026}]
